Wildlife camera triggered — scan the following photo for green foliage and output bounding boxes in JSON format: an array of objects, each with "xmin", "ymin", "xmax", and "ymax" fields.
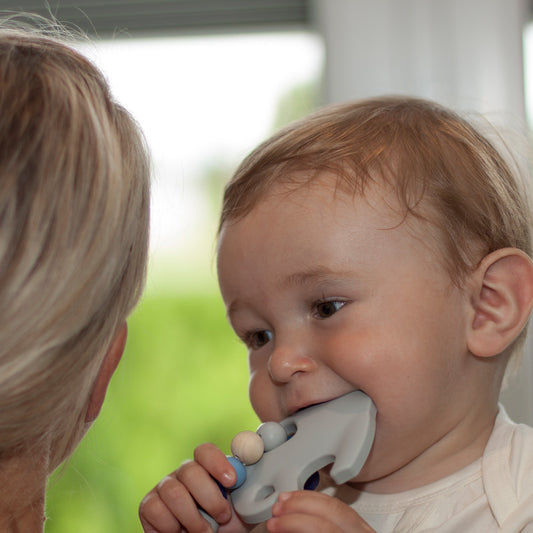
[{"xmin": 45, "ymin": 290, "xmax": 258, "ymax": 533}]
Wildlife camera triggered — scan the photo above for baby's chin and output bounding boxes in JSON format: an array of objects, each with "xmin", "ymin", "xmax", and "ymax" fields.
[
  {"xmin": 317, "ymin": 465, "xmax": 370, "ymax": 489},
  {"xmin": 331, "ymin": 450, "xmax": 406, "ymax": 494}
]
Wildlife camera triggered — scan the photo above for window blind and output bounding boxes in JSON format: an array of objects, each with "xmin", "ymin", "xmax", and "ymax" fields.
[{"xmin": 0, "ymin": 0, "xmax": 311, "ymax": 37}]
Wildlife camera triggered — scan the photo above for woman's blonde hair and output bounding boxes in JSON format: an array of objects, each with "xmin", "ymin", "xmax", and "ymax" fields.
[
  {"xmin": 0, "ymin": 24, "xmax": 150, "ymax": 466},
  {"xmin": 219, "ymin": 96, "xmax": 532, "ymax": 361}
]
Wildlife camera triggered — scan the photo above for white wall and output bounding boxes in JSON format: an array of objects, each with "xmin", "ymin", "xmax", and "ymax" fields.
[{"xmin": 312, "ymin": 0, "xmax": 533, "ymax": 424}]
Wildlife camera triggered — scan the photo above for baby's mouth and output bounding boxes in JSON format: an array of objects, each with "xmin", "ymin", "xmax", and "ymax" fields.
[
  {"xmin": 287, "ymin": 392, "xmax": 354, "ymax": 417},
  {"xmin": 287, "ymin": 399, "xmax": 328, "ymax": 417}
]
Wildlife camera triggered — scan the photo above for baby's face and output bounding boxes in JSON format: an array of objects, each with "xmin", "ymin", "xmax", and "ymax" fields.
[{"xmin": 217, "ymin": 175, "xmax": 477, "ymax": 492}]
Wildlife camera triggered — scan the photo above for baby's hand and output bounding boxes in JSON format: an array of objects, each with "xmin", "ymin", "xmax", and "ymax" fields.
[
  {"xmin": 266, "ymin": 491, "xmax": 376, "ymax": 533},
  {"xmin": 139, "ymin": 442, "xmax": 249, "ymax": 533}
]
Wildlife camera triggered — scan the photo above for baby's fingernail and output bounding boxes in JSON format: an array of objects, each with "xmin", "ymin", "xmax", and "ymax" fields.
[
  {"xmin": 217, "ymin": 510, "xmax": 231, "ymax": 523},
  {"xmin": 222, "ymin": 472, "xmax": 234, "ymax": 485},
  {"xmin": 278, "ymin": 492, "xmax": 290, "ymax": 503}
]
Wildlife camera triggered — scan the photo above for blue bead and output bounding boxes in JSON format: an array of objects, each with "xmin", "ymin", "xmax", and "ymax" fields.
[{"xmin": 227, "ymin": 455, "xmax": 247, "ymax": 489}]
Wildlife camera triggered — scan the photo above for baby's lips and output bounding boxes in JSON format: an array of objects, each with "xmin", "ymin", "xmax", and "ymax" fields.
[{"xmin": 286, "ymin": 390, "xmax": 357, "ymax": 416}]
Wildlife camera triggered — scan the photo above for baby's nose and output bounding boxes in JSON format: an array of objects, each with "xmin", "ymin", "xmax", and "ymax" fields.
[{"xmin": 267, "ymin": 343, "xmax": 317, "ymax": 383}]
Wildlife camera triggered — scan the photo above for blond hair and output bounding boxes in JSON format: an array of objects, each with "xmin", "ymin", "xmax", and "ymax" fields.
[
  {"xmin": 219, "ymin": 96, "xmax": 532, "ymax": 359},
  {"xmin": 0, "ymin": 24, "xmax": 150, "ymax": 466}
]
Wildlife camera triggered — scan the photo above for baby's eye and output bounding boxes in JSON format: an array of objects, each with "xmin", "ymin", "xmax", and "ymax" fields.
[
  {"xmin": 314, "ymin": 300, "xmax": 346, "ymax": 319},
  {"xmin": 245, "ymin": 329, "xmax": 273, "ymax": 350}
]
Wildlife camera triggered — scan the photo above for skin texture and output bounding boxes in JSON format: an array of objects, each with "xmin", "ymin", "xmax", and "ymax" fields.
[{"xmin": 140, "ymin": 175, "xmax": 533, "ymax": 532}]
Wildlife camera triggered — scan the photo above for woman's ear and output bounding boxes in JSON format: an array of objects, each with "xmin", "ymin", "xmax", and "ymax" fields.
[
  {"xmin": 467, "ymin": 248, "xmax": 533, "ymax": 358},
  {"xmin": 85, "ymin": 323, "xmax": 128, "ymax": 423}
]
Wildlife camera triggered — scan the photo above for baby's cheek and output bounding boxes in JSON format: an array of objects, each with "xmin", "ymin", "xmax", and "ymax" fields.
[
  {"xmin": 328, "ymin": 341, "xmax": 390, "ymax": 393},
  {"xmin": 352, "ymin": 412, "xmax": 408, "ymax": 482},
  {"xmin": 248, "ymin": 373, "xmax": 281, "ymax": 422}
]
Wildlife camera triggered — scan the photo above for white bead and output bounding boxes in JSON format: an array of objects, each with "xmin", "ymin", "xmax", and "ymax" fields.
[
  {"xmin": 257, "ymin": 422, "xmax": 287, "ymax": 452},
  {"xmin": 231, "ymin": 431, "xmax": 264, "ymax": 465}
]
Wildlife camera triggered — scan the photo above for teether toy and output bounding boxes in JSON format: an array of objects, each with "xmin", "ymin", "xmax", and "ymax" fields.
[{"xmin": 201, "ymin": 390, "xmax": 376, "ymax": 531}]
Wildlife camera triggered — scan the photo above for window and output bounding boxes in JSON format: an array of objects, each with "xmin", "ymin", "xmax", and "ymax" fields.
[{"xmin": 78, "ymin": 31, "xmax": 323, "ymax": 291}]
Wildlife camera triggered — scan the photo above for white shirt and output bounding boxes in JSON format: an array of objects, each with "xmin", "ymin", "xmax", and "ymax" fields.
[{"xmin": 319, "ymin": 408, "xmax": 533, "ymax": 532}]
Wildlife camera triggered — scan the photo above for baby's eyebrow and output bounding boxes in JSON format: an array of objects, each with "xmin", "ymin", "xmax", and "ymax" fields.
[
  {"xmin": 279, "ymin": 266, "xmax": 354, "ymax": 289},
  {"xmin": 225, "ymin": 267, "xmax": 357, "ymax": 320}
]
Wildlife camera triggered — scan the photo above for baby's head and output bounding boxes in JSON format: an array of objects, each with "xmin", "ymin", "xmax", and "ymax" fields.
[
  {"xmin": 0, "ymin": 26, "xmax": 150, "ymax": 466},
  {"xmin": 219, "ymin": 96, "xmax": 532, "ymax": 361},
  {"xmin": 217, "ymin": 96, "xmax": 533, "ymax": 491}
]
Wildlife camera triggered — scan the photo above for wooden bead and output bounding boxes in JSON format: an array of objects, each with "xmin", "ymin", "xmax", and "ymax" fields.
[{"xmin": 231, "ymin": 431, "xmax": 264, "ymax": 465}]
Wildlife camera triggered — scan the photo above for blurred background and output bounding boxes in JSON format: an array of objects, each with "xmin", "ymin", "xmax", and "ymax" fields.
[{"xmin": 0, "ymin": 1, "xmax": 532, "ymax": 531}]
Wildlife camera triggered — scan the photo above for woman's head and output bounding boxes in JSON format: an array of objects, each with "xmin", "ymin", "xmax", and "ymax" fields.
[{"xmin": 0, "ymin": 25, "xmax": 150, "ymax": 466}]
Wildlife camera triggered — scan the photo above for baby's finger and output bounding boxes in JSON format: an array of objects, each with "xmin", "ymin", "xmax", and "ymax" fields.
[
  {"xmin": 175, "ymin": 462, "xmax": 232, "ymax": 526},
  {"xmin": 268, "ymin": 512, "xmax": 339, "ymax": 533},
  {"xmin": 270, "ymin": 491, "xmax": 375, "ymax": 533},
  {"xmin": 157, "ymin": 472, "xmax": 228, "ymax": 532},
  {"xmin": 193, "ymin": 442, "xmax": 237, "ymax": 488},
  {"xmin": 139, "ymin": 490, "xmax": 181, "ymax": 533}
]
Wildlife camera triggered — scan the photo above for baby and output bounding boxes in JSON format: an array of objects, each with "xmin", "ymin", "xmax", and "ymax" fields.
[{"xmin": 140, "ymin": 96, "xmax": 533, "ymax": 532}]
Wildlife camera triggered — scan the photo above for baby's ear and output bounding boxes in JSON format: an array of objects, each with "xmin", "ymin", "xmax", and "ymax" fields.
[{"xmin": 467, "ymin": 248, "xmax": 533, "ymax": 358}]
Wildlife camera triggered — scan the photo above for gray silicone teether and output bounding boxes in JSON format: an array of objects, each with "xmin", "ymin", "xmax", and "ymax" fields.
[
  {"xmin": 230, "ymin": 390, "xmax": 376, "ymax": 524},
  {"xmin": 201, "ymin": 390, "xmax": 376, "ymax": 531}
]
